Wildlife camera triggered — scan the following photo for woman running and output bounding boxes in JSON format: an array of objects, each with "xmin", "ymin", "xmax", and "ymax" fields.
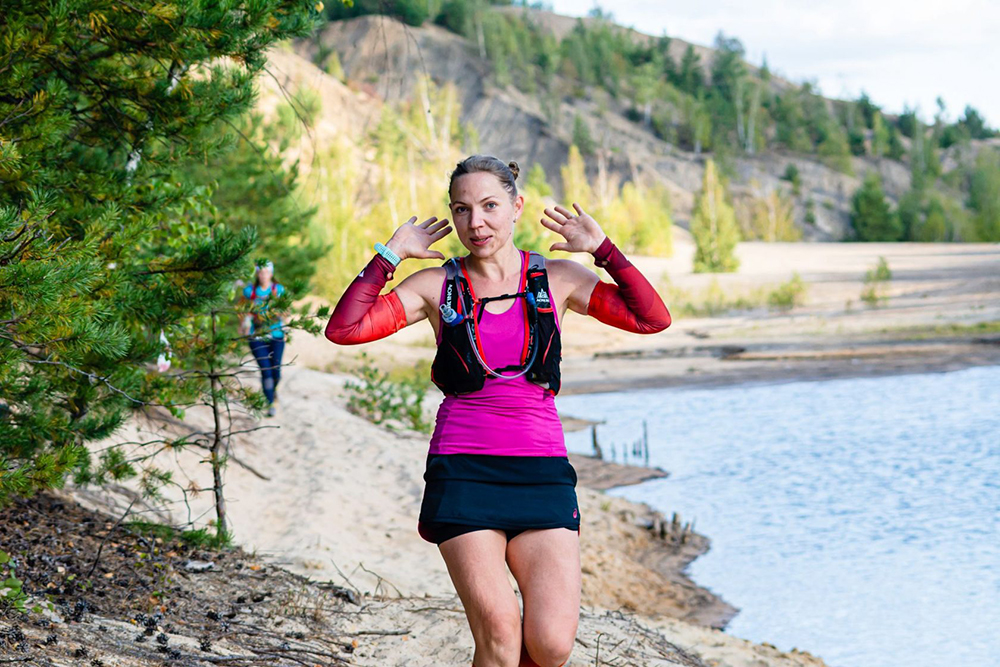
[
  {"xmin": 325, "ymin": 155, "xmax": 670, "ymax": 667},
  {"xmin": 239, "ymin": 260, "xmax": 287, "ymax": 417}
]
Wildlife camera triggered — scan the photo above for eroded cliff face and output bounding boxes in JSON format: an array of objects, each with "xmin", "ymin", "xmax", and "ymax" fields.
[{"xmin": 283, "ymin": 13, "xmax": 993, "ymax": 241}]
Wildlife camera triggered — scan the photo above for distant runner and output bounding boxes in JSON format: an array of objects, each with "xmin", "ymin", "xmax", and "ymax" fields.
[{"xmin": 239, "ymin": 260, "xmax": 286, "ymax": 417}]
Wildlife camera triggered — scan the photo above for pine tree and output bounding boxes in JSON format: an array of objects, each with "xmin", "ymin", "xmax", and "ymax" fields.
[
  {"xmin": 0, "ymin": 0, "xmax": 323, "ymax": 505},
  {"xmin": 850, "ymin": 172, "xmax": 902, "ymax": 241},
  {"xmin": 969, "ymin": 148, "xmax": 1000, "ymax": 241},
  {"xmin": 676, "ymin": 45, "xmax": 704, "ymax": 96},
  {"xmin": 185, "ymin": 111, "xmax": 328, "ymax": 290},
  {"xmin": 872, "ymin": 111, "xmax": 890, "ymax": 158},
  {"xmin": 691, "ymin": 160, "xmax": 740, "ymax": 272}
]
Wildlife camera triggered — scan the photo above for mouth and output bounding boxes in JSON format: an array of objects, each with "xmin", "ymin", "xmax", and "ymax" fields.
[{"xmin": 470, "ymin": 235, "xmax": 492, "ymax": 247}]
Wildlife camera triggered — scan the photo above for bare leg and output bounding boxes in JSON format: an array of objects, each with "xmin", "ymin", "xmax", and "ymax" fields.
[
  {"xmin": 440, "ymin": 529, "xmax": 522, "ymax": 667},
  {"xmin": 505, "ymin": 528, "xmax": 581, "ymax": 667}
]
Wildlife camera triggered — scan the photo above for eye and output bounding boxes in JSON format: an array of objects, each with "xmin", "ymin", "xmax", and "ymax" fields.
[
  {"xmin": 455, "ymin": 206, "xmax": 467, "ymax": 213},
  {"xmin": 486, "ymin": 202, "xmax": 496, "ymax": 209}
]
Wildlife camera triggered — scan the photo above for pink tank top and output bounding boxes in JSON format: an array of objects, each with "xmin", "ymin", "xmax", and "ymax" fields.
[{"xmin": 428, "ymin": 253, "xmax": 566, "ymax": 457}]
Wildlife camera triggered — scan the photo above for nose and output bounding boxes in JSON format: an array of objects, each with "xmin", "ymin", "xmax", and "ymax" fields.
[{"xmin": 468, "ymin": 210, "xmax": 487, "ymax": 230}]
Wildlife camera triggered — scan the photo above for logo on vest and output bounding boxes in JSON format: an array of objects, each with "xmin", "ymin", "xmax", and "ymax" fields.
[{"xmin": 536, "ymin": 289, "xmax": 551, "ymax": 308}]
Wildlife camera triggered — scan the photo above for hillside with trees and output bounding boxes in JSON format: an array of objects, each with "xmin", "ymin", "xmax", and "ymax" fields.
[{"xmin": 304, "ymin": 2, "xmax": 1000, "ymax": 244}]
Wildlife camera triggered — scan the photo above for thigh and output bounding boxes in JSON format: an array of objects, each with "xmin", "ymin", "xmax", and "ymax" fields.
[
  {"xmin": 439, "ymin": 529, "xmax": 521, "ymax": 639},
  {"xmin": 248, "ymin": 340, "xmax": 270, "ymax": 367},
  {"xmin": 268, "ymin": 338, "xmax": 285, "ymax": 367},
  {"xmin": 505, "ymin": 528, "xmax": 581, "ymax": 638}
]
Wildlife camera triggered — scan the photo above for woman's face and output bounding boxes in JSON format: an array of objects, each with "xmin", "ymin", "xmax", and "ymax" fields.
[
  {"xmin": 256, "ymin": 266, "xmax": 273, "ymax": 283},
  {"xmin": 449, "ymin": 172, "xmax": 523, "ymax": 258}
]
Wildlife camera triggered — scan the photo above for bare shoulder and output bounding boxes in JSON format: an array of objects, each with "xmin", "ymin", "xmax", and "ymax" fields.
[
  {"xmin": 540, "ymin": 256, "xmax": 601, "ymax": 315},
  {"xmin": 544, "ymin": 256, "xmax": 598, "ymax": 283},
  {"xmin": 394, "ymin": 264, "xmax": 447, "ymax": 305},
  {"xmin": 392, "ymin": 264, "xmax": 448, "ymax": 329}
]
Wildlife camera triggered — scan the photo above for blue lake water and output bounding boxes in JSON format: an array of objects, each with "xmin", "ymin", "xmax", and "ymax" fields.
[{"xmin": 556, "ymin": 366, "xmax": 1000, "ymax": 667}]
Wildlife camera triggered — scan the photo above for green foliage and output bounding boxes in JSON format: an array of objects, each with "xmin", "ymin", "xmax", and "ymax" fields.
[
  {"xmin": 744, "ymin": 185, "xmax": 801, "ymax": 241},
  {"xmin": 0, "ymin": 0, "xmax": 321, "ymax": 505},
  {"xmin": 898, "ymin": 107, "xmax": 920, "ymax": 139},
  {"xmin": 871, "ymin": 112, "xmax": 890, "ymax": 158},
  {"xmin": 804, "ymin": 198, "xmax": 817, "ymax": 226},
  {"xmin": 663, "ymin": 275, "xmax": 805, "ymax": 317},
  {"xmin": 857, "ymin": 93, "xmax": 879, "ymax": 129},
  {"xmin": 691, "ymin": 160, "xmax": 740, "ymax": 272},
  {"xmin": 0, "ymin": 549, "xmax": 56, "ymax": 616},
  {"xmin": 572, "ymin": 114, "xmax": 596, "ymax": 156},
  {"xmin": 817, "ymin": 124, "xmax": 854, "ymax": 175},
  {"xmin": 886, "ymin": 124, "xmax": 906, "ymax": 160},
  {"xmin": 185, "ymin": 111, "xmax": 328, "ymax": 290},
  {"xmin": 558, "ymin": 146, "xmax": 673, "ymax": 257},
  {"xmin": 968, "ymin": 148, "xmax": 1000, "ymax": 241},
  {"xmin": 781, "ymin": 164, "xmax": 802, "ymax": 195},
  {"xmin": 0, "ymin": 550, "xmax": 29, "ymax": 613},
  {"xmin": 861, "ymin": 256, "xmax": 892, "ymax": 307},
  {"xmin": 898, "ymin": 188, "xmax": 963, "ymax": 242},
  {"xmin": 767, "ymin": 273, "xmax": 807, "ymax": 311},
  {"xmin": 850, "ymin": 172, "xmax": 902, "ymax": 241},
  {"xmin": 126, "ymin": 520, "xmax": 234, "ymax": 550},
  {"xmin": 343, "ymin": 352, "xmax": 431, "ymax": 433},
  {"xmin": 957, "ymin": 105, "xmax": 997, "ymax": 140},
  {"xmin": 663, "ymin": 278, "xmax": 764, "ymax": 317},
  {"xmin": 328, "ymin": 0, "xmax": 431, "ymax": 26}
]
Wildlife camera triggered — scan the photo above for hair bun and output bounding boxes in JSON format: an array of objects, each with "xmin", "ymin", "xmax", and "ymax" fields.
[{"xmin": 507, "ymin": 161, "xmax": 520, "ymax": 181}]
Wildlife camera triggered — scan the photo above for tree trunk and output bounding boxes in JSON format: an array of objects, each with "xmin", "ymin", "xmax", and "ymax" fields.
[
  {"xmin": 209, "ymin": 311, "xmax": 228, "ymax": 538},
  {"xmin": 745, "ymin": 81, "xmax": 761, "ymax": 154}
]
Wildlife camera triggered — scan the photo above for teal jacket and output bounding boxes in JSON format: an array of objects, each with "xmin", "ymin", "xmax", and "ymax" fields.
[{"xmin": 243, "ymin": 283, "xmax": 286, "ymax": 339}]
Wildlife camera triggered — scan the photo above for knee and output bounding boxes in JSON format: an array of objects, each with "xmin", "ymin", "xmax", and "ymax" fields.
[
  {"xmin": 523, "ymin": 630, "xmax": 573, "ymax": 667},
  {"xmin": 474, "ymin": 608, "xmax": 521, "ymax": 664}
]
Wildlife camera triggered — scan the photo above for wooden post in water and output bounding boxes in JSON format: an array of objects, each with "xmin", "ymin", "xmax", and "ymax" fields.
[
  {"xmin": 591, "ymin": 424, "xmax": 604, "ymax": 460},
  {"xmin": 642, "ymin": 420, "xmax": 650, "ymax": 466}
]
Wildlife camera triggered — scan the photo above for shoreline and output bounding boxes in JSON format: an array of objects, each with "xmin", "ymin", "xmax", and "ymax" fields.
[
  {"xmin": 569, "ymin": 451, "xmax": 738, "ymax": 629},
  {"xmin": 557, "ymin": 335, "xmax": 1000, "ymax": 396}
]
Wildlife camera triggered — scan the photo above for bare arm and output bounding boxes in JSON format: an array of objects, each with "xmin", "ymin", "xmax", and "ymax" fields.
[
  {"xmin": 324, "ymin": 215, "xmax": 451, "ymax": 345},
  {"xmin": 541, "ymin": 204, "xmax": 670, "ymax": 333}
]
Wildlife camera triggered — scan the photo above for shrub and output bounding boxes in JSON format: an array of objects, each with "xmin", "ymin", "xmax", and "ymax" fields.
[
  {"xmin": 343, "ymin": 352, "xmax": 432, "ymax": 433},
  {"xmin": 767, "ymin": 273, "xmax": 807, "ymax": 311},
  {"xmin": 861, "ymin": 257, "xmax": 892, "ymax": 307}
]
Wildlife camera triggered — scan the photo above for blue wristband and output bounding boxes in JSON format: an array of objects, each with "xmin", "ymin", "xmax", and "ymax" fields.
[{"xmin": 374, "ymin": 242, "xmax": 401, "ymax": 267}]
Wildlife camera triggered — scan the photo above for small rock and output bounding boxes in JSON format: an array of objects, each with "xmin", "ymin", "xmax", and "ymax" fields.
[{"xmin": 184, "ymin": 560, "xmax": 215, "ymax": 572}]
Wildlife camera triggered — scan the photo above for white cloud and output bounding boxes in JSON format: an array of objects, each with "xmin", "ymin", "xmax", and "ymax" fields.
[{"xmin": 549, "ymin": 0, "xmax": 1000, "ymax": 125}]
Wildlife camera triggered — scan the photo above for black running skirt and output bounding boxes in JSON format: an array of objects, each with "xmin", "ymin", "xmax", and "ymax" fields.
[{"xmin": 418, "ymin": 453, "xmax": 581, "ymax": 538}]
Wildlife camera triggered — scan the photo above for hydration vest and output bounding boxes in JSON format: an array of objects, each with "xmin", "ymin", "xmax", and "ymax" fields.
[{"xmin": 430, "ymin": 249, "xmax": 562, "ymax": 396}]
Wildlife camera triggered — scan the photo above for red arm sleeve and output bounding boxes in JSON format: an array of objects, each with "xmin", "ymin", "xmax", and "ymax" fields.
[
  {"xmin": 586, "ymin": 236, "xmax": 671, "ymax": 333},
  {"xmin": 325, "ymin": 254, "xmax": 408, "ymax": 345}
]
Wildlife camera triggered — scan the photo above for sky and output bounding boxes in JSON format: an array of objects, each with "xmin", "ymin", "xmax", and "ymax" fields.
[{"xmin": 548, "ymin": 0, "xmax": 1000, "ymax": 127}]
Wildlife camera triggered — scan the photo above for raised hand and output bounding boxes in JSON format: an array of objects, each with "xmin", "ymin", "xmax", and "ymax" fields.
[
  {"xmin": 385, "ymin": 215, "xmax": 453, "ymax": 261},
  {"xmin": 540, "ymin": 203, "xmax": 607, "ymax": 254}
]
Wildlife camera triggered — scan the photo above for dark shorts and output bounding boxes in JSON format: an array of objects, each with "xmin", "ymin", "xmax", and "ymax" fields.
[
  {"xmin": 417, "ymin": 521, "xmax": 578, "ymax": 545},
  {"xmin": 417, "ymin": 453, "xmax": 581, "ymax": 545}
]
